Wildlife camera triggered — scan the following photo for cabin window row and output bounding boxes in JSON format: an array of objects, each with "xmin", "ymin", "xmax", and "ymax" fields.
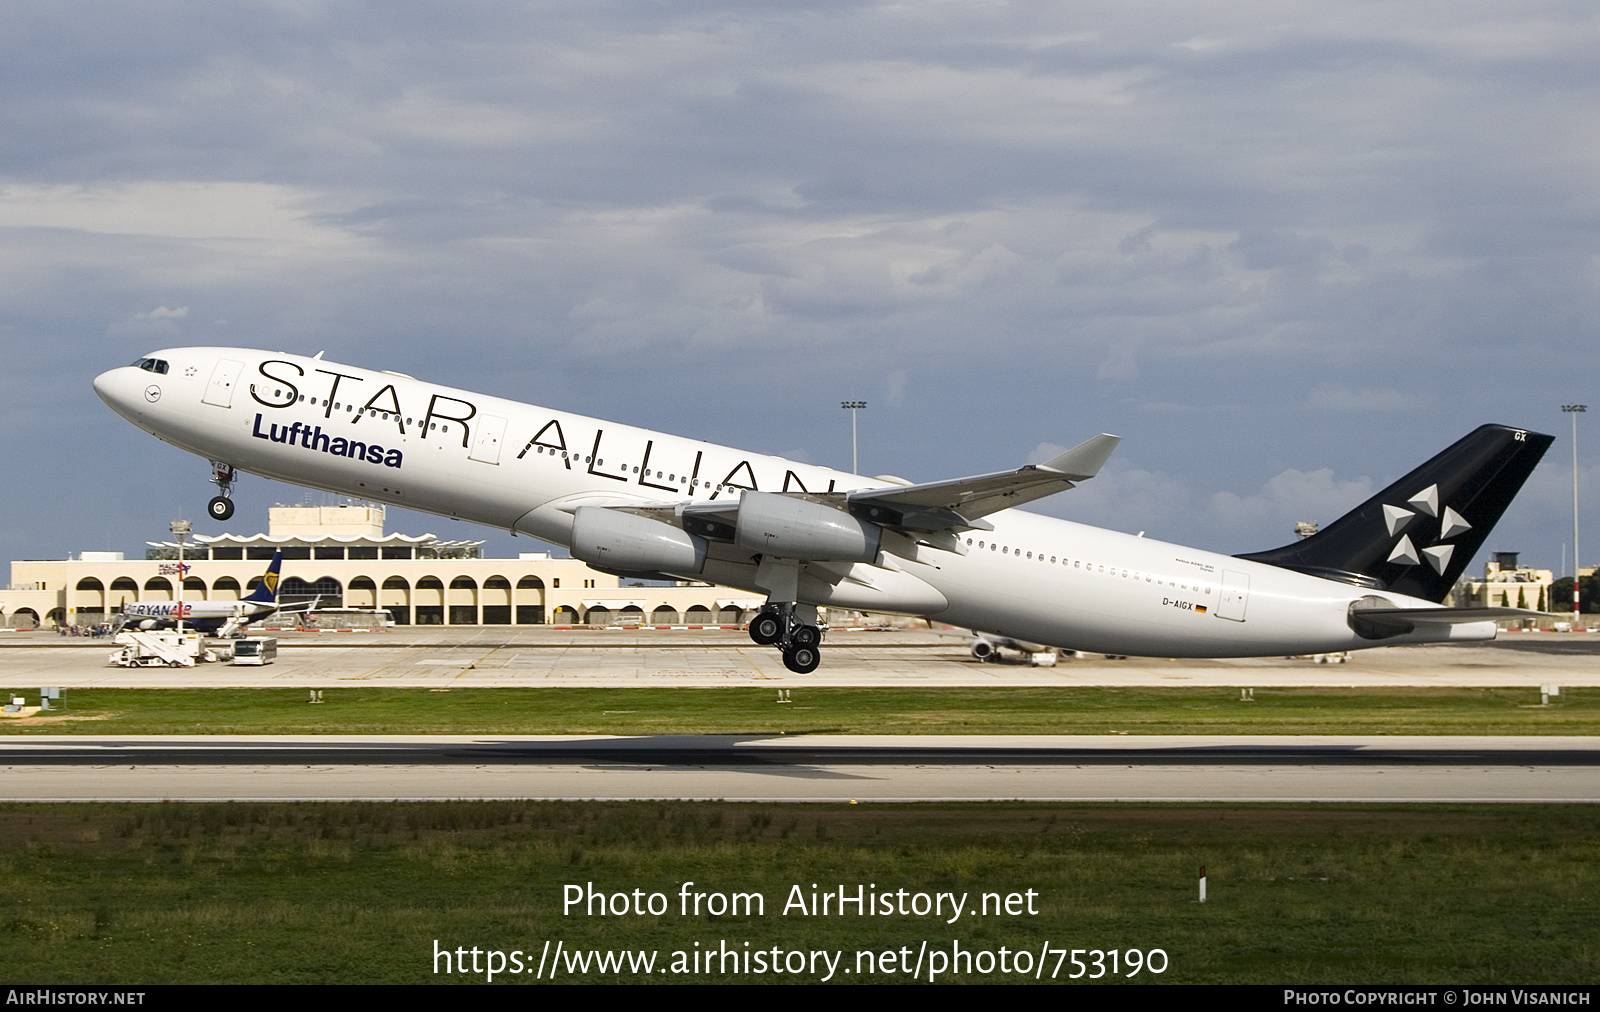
[
  {"xmin": 526, "ymin": 446, "xmax": 743, "ymax": 492},
  {"xmin": 963, "ymin": 538, "xmax": 1213, "ymax": 594},
  {"xmin": 279, "ymin": 393, "xmax": 450, "ymax": 432}
]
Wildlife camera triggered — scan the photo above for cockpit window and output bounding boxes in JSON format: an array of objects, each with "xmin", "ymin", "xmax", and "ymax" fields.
[{"xmin": 130, "ymin": 357, "xmax": 169, "ymax": 374}]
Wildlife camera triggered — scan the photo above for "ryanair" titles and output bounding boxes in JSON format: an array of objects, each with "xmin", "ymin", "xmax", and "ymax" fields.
[{"xmin": 252, "ymin": 413, "xmax": 404, "ymax": 468}]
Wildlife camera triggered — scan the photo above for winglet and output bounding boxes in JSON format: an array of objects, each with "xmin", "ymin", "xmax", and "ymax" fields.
[{"xmin": 1038, "ymin": 434, "xmax": 1120, "ymax": 480}]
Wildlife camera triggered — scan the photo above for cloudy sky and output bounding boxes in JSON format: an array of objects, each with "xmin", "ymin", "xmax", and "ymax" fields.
[{"xmin": 4, "ymin": 1, "xmax": 1598, "ymax": 572}]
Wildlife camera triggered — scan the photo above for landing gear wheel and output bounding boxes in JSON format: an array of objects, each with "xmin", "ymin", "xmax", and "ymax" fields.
[
  {"xmin": 791, "ymin": 624, "xmax": 821, "ymax": 649},
  {"xmin": 782, "ymin": 645, "xmax": 820, "ymax": 674},
  {"xmin": 749, "ymin": 611, "xmax": 783, "ymax": 645},
  {"xmin": 208, "ymin": 496, "xmax": 235, "ymax": 521}
]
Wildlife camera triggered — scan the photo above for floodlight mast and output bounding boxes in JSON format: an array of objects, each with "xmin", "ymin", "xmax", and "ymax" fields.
[
  {"xmin": 170, "ymin": 520, "xmax": 191, "ymax": 636},
  {"xmin": 1563, "ymin": 405, "xmax": 1586, "ymax": 627},
  {"xmin": 841, "ymin": 401, "xmax": 866, "ymax": 474}
]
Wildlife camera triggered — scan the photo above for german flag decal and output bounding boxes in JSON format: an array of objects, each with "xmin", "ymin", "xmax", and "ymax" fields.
[{"xmin": 1196, "ymin": 605, "xmax": 1207, "ymax": 614}]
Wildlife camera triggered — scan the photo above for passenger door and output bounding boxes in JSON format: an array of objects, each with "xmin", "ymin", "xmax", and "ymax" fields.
[
  {"xmin": 202, "ymin": 359, "xmax": 244, "ymax": 408},
  {"xmin": 469, "ymin": 413, "xmax": 508, "ymax": 464},
  {"xmin": 1216, "ymin": 570, "xmax": 1250, "ymax": 622}
]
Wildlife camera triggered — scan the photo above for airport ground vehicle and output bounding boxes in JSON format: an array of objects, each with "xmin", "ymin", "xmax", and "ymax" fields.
[{"xmin": 229, "ymin": 636, "xmax": 277, "ymax": 666}]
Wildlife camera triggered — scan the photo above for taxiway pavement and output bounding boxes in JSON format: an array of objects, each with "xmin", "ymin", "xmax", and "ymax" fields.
[{"xmin": 3, "ymin": 629, "xmax": 1598, "ymax": 688}]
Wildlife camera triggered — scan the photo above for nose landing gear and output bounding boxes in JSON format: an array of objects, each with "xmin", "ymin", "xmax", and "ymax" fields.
[
  {"xmin": 207, "ymin": 462, "xmax": 237, "ymax": 522},
  {"xmin": 749, "ymin": 603, "xmax": 823, "ymax": 673}
]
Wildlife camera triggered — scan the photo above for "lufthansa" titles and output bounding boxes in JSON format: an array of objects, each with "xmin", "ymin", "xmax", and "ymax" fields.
[{"xmin": 252, "ymin": 413, "xmax": 403, "ymax": 468}]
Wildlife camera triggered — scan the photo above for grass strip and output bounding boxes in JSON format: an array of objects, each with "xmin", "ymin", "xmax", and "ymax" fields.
[
  {"xmin": 0, "ymin": 686, "xmax": 1595, "ymax": 736},
  {"xmin": 0, "ymin": 801, "xmax": 1595, "ymax": 984}
]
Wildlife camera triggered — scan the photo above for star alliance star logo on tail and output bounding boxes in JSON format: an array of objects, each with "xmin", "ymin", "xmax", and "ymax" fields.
[{"xmin": 1382, "ymin": 483, "xmax": 1470, "ymax": 575}]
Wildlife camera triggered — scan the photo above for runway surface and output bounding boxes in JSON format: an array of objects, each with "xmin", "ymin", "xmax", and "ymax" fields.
[
  {"xmin": 4, "ymin": 628, "xmax": 1599, "ymax": 687},
  {"xmin": 5, "ymin": 631, "xmax": 1592, "ymax": 803},
  {"xmin": 4, "ymin": 734, "xmax": 1596, "ymax": 802}
]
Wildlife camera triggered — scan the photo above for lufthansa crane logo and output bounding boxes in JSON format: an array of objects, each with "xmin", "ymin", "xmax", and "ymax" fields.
[{"xmin": 144, "ymin": 385, "xmax": 161, "ymax": 403}]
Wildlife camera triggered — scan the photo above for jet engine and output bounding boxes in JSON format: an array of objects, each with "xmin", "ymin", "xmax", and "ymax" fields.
[
  {"xmin": 733, "ymin": 491, "xmax": 882, "ymax": 562},
  {"xmin": 970, "ymin": 633, "xmax": 1059, "ymax": 666},
  {"xmin": 570, "ymin": 507, "xmax": 707, "ymax": 575}
]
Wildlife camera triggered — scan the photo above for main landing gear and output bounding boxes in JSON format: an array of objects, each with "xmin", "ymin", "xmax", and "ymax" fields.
[
  {"xmin": 749, "ymin": 603, "xmax": 822, "ymax": 674},
  {"xmin": 207, "ymin": 461, "xmax": 237, "ymax": 522}
]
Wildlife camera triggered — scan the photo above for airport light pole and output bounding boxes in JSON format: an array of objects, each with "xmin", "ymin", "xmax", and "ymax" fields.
[
  {"xmin": 171, "ymin": 520, "xmax": 190, "ymax": 636},
  {"xmin": 842, "ymin": 401, "xmax": 866, "ymax": 474},
  {"xmin": 1563, "ymin": 405, "xmax": 1586, "ymax": 626}
]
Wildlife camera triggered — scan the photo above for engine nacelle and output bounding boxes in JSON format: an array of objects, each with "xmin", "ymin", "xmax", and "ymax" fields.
[
  {"xmin": 734, "ymin": 491, "xmax": 882, "ymax": 562},
  {"xmin": 970, "ymin": 638, "xmax": 996, "ymax": 661},
  {"xmin": 570, "ymin": 507, "xmax": 707, "ymax": 575}
]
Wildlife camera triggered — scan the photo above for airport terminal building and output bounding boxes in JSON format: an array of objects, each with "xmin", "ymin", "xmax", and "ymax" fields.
[
  {"xmin": 1451, "ymin": 551, "xmax": 1557, "ymax": 612},
  {"xmin": 2, "ymin": 505, "xmax": 762, "ymax": 630}
]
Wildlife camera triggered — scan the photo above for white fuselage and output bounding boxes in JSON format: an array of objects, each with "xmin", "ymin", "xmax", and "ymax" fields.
[
  {"xmin": 94, "ymin": 348, "xmax": 1492, "ymax": 656},
  {"xmin": 119, "ymin": 598, "xmax": 274, "ymax": 632}
]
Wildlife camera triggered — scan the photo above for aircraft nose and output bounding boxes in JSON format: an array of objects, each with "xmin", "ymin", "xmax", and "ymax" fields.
[
  {"xmin": 93, "ymin": 365, "xmax": 144, "ymax": 420},
  {"xmin": 92, "ymin": 368, "xmax": 115, "ymax": 403}
]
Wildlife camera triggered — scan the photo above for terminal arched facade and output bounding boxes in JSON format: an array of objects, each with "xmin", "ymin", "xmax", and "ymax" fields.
[{"xmin": 3, "ymin": 505, "xmax": 764, "ymax": 629}]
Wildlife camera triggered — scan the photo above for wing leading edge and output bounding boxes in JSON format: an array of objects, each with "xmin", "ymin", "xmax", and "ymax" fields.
[
  {"xmin": 561, "ymin": 433, "xmax": 1120, "ymax": 575},
  {"xmin": 844, "ymin": 433, "xmax": 1121, "ymax": 531},
  {"xmin": 575, "ymin": 432, "xmax": 1119, "ymax": 535}
]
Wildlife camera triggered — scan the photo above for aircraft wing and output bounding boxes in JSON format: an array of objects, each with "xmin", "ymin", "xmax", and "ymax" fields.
[
  {"xmin": 575, "ymin": 434, "xmax": 1119, "ymax": 536},
  {"xmin": 563, "ymin": 434, "xmax": 1119, "ymax": 574},
  {"xmin": 844, "ymin": 433, "xmax": 1120, "ymax": 531}
]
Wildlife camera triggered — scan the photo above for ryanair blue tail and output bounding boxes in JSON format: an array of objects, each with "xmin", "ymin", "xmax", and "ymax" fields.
[{"xmin": 243, "ymin": 551, "xmax": 283, "ymax": 604}]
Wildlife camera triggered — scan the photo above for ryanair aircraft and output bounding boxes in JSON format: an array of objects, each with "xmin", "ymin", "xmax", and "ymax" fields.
[
  {"xmin": 96, "ymin": 349, "xmax": 1551, "ymax": 672},
  {"xmin": 117, "ymin": 549, "xmax": 289, "ymax": 636}
]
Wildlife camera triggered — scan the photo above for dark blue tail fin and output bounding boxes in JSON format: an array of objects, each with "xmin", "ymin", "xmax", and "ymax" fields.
[
  {"xmin": 244, "ymin": 551, "xmax": 283, "ymax": 604},
  {"xmin": 1237, "ymin": 424, "xmax": 1554, "ymax": 602}
]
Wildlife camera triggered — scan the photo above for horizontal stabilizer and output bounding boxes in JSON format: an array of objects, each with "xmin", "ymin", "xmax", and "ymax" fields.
[
  {"xmin": 1348, "ymin": 602, "xmax": 1544, "ymax": 640},
  {"xmin": 1355, "ymin": 607, "xmax": 1544, "ymax": 623}
]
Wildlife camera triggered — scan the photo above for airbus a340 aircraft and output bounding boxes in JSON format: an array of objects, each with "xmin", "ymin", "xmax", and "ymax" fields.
[
  {"xmin": 116, "ymin": 550, "xmax": 296, "ymax": 636},
  {"xmin": 95, "ymin": 349, "xmax": 1551, "ymax": 672}
]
